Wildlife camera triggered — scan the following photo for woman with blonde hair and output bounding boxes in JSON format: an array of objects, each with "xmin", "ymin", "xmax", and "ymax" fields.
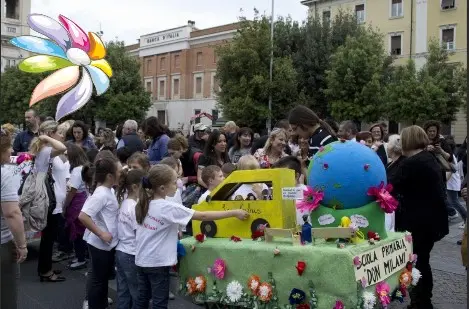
[
  {"xmin": 253, "ymin": 128, "xmax": 288, "ymax": 168},
  {"xmin": 20, "ymin": 120, "xmax": 67, "ymax": 282},
  {"xmin": 392, "ymin": 125, "xmax": 448, "ymax": 308},
  {"xmin": 98, "ymin": 128, "xmax": 116, "ymax": 151},
  {"xmin": 1, "ymin": 129, "xmax": 28, "ymax": 309}
]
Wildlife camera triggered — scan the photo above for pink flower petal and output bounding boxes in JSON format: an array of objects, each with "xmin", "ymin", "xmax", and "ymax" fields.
[
  {"xmin": 55, "ymin": 67, "xmax": 93, "ymax": 120},
  {"xmin": 58, "ymin": 15, "xmax": 90, "ymax": 52},
  {"xmin": 30, "ymin": 66, "xmax": 79, "ymax": 106}
]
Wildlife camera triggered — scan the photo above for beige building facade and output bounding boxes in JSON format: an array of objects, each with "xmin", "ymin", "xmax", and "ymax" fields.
[
  {"xmin": 127, "ymin": 21, "xmax": 240, "ymax": 133},
  {"xmin": 302, "ymin": 0, "xmax": 467, "ymax": 143},
  {"xmin": 1, "ymin": 0, "xmax": 31, "ymax": 72}
]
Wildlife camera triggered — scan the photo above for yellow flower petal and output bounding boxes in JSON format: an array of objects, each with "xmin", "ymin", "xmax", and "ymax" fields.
[
  {"xmin": 90, "ymin": 59, "xmax": 112, "ymax": 77},
  {"xmin": 87, "ymin": 32, "xmax": 106, "ymax": 60}
]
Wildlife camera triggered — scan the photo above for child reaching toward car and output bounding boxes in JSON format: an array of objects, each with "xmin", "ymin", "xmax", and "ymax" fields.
[
  {"xmin": 133, "ymin": 164, "xmax": 249, "ymax": 309},
  {"xmin": 272, "ymin": 156, "xmax": 309, "ymax": 225},
  {"xmin": 198, "ymin": 165, "xmax": 225, "ymax": 204}
]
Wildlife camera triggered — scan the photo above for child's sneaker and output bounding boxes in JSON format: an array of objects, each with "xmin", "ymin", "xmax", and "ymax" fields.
[
  {"xmin": 169, "ymin": 291, "xmax": 175, "ymax": 300},
  {"xmin": 69, "ymin": 261, "xmax": 87, "ymax": 270},
  {"xmin": 52, "ymin": 251, "xmax": 73, "ymax": 263}
]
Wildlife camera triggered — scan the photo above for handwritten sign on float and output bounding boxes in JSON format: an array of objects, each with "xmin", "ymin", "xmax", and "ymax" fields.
[{"xmin": 354, "ymin": 236, "xmax": 411, "ymax": 287}]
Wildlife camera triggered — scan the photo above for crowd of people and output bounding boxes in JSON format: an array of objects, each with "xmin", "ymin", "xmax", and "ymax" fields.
[{"xmin": 0, "ymin": 106, "xmax": 467, "ymax": 309}]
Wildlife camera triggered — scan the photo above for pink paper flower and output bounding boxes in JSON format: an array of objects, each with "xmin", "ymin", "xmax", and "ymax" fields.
[
  {"xmin": 297, "ymin": 186, "xmax": 324, "ymax": 213},
  {"xmin": 361, "ymin": 277, "xmax": 367, "ymax": 288},
  {"xmin": 367, "ymin": 182, "xmax": 398, "ymax": 213},
  {"xmin": 405, "ymin": 232, "xmax": 413, "ymax": 243},
  {"xmin": 333, "ymin": 300, "xmax": 344, "ymax": 309},
  {"xmin": 212, "ymin": 258, "xmax": 226, "ymax": 279},
  {"xmin": 376, "ymin": 281, "xmax": 391, "ymax": 307},
  {"xmin": 353, "ymin": 256, "xmax": 361, "ymax": 267}
]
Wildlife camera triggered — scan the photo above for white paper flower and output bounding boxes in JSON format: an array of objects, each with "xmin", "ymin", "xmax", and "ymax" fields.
[
  {"xmin": 226, "ymin": 280, "xmax": 243, "ymax": 303},
  {"xmin": 412, "ymin": 268, "xmax": 421, "ymax": 286},
  {"xmin": 362, "ymin": 291, "xmax": 376, "ymax": 309}
]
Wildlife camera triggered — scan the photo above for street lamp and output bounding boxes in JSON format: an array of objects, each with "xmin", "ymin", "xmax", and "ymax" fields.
[{"xmin": 267, "ymin": 0, "xmax": 274, "ymax": 134}]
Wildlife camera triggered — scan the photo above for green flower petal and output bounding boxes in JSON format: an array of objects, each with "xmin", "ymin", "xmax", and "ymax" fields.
[{"xmin": 19, "ymin": 55, "xmax": 73, "ymax": 73}]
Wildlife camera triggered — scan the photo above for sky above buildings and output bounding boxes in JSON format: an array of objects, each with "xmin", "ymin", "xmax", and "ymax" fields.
[{"xmin": 31, "ymin": 0, "xmax": 308, "ymax": 45}]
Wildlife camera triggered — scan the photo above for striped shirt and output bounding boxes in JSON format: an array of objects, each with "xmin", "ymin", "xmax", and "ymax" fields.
[{"xmin": 308, "ymin": 127, "xmax": 337, "ymax": 158}]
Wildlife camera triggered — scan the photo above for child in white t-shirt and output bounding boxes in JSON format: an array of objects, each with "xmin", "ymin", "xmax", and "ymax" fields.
[
  {"xmin": 198, "ymin": 165, "xmax": 225, "ymax": 204},
  {"xmin": 78, "ymin": 153, "xmax": 122, "ymax": 309},
  {"xmin": 115, "ymin": 168, "xmax": 147, "ymax": 308},
  {"xmin": 271, "ymin": 156, "xmax": 310, "ymax": 225},
  {"xmin": 134, "ymin": 164, "xmax": 249, "ymax": 309}
]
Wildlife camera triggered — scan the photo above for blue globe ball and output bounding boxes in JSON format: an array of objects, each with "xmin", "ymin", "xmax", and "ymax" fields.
[{"xmin": 307, "ymin": 141, "xmax": 387, "ymax": 209}]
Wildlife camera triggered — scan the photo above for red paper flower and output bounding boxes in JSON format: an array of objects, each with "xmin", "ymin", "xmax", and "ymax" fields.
[
  {"xmin": 296, "ymin": 261, "xmax": 306, "ymax": 276},
  {"xmin": 367, "ymin": 231, "xmax": 380, "ymax": 241},
  {"xmin": 257, "ymin": 282, "xmax": 273, "ymax": 302},
  {"xmin": 230, "ymin": 236, "xmax": 242, "ymax": 242},
  {"xmin": 367, "ymin": 182, "xmax": 398, "ymax": 213},
  {"xmin": 247, "ymin": 275, "xmax": 261, "ymax": 294},
  {"xmin": 251, "ymin": 230, "xmax": 265, "ymax": 240},
  {"xmin": 195, "ymin": 233, "xmax": 206, "ymax": 243},
  {"xmin": 296, "ymin": 304, "xmax": 310, "ymax": 309}
]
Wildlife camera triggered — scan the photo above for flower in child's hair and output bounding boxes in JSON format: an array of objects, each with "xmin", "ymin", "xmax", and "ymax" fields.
[
  {"xmin": 194, "ymin": 276, "xmax": 207, "ymax": 293},
  {"xmin": 186, "ymin": 277, "xmax": 197, "ymax": 295},
  {"xmin": 297, "ymin": 186, "xmax": 324, "ymax": 213},
  {"xmin": 405, "ymin": 232, "xmax": 413, "ymax": 243},
  {"xmin": 399, "ymin": 270, "xmax": 412, "ymax": 287},
  {"xmin": 195, "ymin": 233, "xmax": 206, "ymax": 243},
  {"xmin": 296, "ymin": 261, "xmax": 306, "ymax": 276},
  {"xmin": 333, "ymin": 300, "xmax": 344, "ymax": 309},
  {"xmin": 362, "ymin": 291, "xmax": 376, "ymax": 309},
  {"xmin": 296, "ymin": 304, "xmax": 310, "ymax": 309},
  {"xmin": 273, "ymin": 248, "xmax": 281, "ymax": 256},
  {"xmin": 258, "ymin": 282, "xmax": 273, "ymax": 302},
  {"xmin": 247, "ymin": 275, "xmax": 261, "ymax": 294},
  {"xmin": 353, "ymin": 256, "xmax": 361, "ymax": 267},
  {"xmin": 226, "ymin": 280, "xmax": 243, "ymax": 302},
  {"xmin": 288, "ymin": 288, "xmax": 306, "ymax": 305},
  {"xmin": 230, "ymin": 235, "xmax": 242, "ymax": 242},
  {"xmin": 411, "ymin": 268, "xmax": 421, "ymax": 286},
  {"xmin": 376, "ymin": 281, "xmax": 391, "ymax": 306},
  {"xmin": 367, "ymin": 181, "xmax": 398, "ymax": 213},
  {"xmin": 212, "ymin": 258, "xmax": 226, "ymax": 279}
]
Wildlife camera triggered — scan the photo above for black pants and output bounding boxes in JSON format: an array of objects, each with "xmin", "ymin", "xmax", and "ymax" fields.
[
  {"xmin": 1, "ymin": 241, "xmax": 19, "ymax": 309},
  {"xmin": 87, "ymin": 244, "xmax": 115, "ymax": 309},
  {"xmin": 56, "ymin": 214, "xmax": 73, "ymax": 253},
  {"xmin": 37, "ymin": 212, "xmax": 59, "ymax": 275},
  {"xmin": 74, "ymin": 237, "xmax": 87, "ymax": 263},
  {"xmin": 410, "ymin": 233, "xmax": 435, "ymax": 307}
]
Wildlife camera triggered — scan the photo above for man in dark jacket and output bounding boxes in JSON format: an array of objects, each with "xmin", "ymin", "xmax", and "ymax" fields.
[
  {"xmin": 117, "ymin": 119, "xmax": 144, "ymax": 155},
  {"xmin": 13, "ymin": 109, "xmax": 39, "ymax": 155},
  {"xmin": 188, "ymin": 123, "xmax": 208, "ymax": 152}
]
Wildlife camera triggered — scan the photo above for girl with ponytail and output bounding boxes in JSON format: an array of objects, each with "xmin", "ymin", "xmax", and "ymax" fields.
[
  {"xmin": 133, "ymin": 164, "xmax": 250, "ymax": 309},
  {"xmin": 288, "ymin": 105, "xmax": 337, "ymax": 158}
]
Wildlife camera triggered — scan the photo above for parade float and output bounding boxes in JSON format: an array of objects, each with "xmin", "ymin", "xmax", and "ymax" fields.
[{"xmin": 179, "ymin": 141, "xmax": 419, "ymax": 308}]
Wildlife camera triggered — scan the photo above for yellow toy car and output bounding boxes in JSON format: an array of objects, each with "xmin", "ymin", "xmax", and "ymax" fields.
[{"xmin": 192, "ymin": 168, "xmax": 297, "ymax": 238}]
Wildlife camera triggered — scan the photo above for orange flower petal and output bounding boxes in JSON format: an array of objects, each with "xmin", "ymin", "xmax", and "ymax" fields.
[{"xmin": 87, "ymin": 32, "xmax": 106, "ymax": 60}]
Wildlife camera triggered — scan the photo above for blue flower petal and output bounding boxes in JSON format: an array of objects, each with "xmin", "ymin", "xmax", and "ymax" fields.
[
  {"xmin": 10, "ymin": 36, "xmax": 67, "ymax": 59},
  {"xmin": 85, "ymin": 65, "xmax": 110, "ymax": 95}
]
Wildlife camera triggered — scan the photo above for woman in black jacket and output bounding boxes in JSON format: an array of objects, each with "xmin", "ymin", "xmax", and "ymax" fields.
[{"xmin": 392, "ymin": 126, "xmax": 448, "ymax": 309}]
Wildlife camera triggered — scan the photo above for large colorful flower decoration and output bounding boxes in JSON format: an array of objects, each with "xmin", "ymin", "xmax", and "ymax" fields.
[
  {"xmin": 367, "ymin": 181, "xmax": 398, "ymax": 213},
  {"xmin": 297, "ymin": 186, "xmax": 324, "ymax": 213},
  {"xmin": 10, "ymin": 14, "xmax": 113, "ymax": 120}
]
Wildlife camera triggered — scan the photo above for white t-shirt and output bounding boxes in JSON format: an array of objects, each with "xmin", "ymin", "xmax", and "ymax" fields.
[
  {"xmin": 81, "ymin": 186, "xmax": 119, "ymax": 251},
  {"xmin": 295, "ymin": 184, "xmax": 311, "ymax": 225},
  {"xmin": 447, "ymin": 155, "xmax": 463, "ymax": 191},
  {"xmin": 69, "ymin": 166, "xmax": 87, "ymax": 193},
  {"xmin": 135, "ymin": 199, "xmax": 195, "ymax": 267},
  {"xmin": 198, "ymin": 190, "xmax": 211, "ymax": 204},
  {"xmin": 51, "ymin": 157, "xmax": 70, "ymax": 215},
  {"xmin": 1, "ymin": 165, "xmax": 19, "ymax": 244},
  {"xmin": 116, "ymin": 199, "xmax": 138, "ymax": 255},
  {"xmin": 231, "ymin": 184, "xmax": 269, "ymax": 200}
]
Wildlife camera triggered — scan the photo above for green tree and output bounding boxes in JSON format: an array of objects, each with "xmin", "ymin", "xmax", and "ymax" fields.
[
  {"xmin": 216, "ymin": 13, "xmax": 299, "ymax": 131},
  {"xmin": 325, "ymin": 27, "xmax": 391, "ymax": 122},
  {"xmin": 0, "ymin": 67, "xmax": 58, "ymax": 124},
  {"xmin": 385, "ymin": 41, "xmax": 466, "ymax": 124},
  {"xmin": 293, "ymin": 10, "xmax": 362, "ymax": 118}
]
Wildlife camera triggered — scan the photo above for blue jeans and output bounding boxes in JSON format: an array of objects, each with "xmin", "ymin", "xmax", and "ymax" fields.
[
  {"xmin": 134, "ymin": 266, "xmax": 170, "ymax": 309},
  {"xmin": 116, "ymin": 250, "xmax": 138, "ymax": 309},
  {"xmin": 447, "ymin": 190, "xmax": 467, "ymax": 221}
]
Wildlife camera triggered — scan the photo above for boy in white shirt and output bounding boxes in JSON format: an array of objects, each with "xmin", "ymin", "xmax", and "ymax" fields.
[{"xmin": 198, "ymin": 165, "xmax": 225, "ymax": 204}]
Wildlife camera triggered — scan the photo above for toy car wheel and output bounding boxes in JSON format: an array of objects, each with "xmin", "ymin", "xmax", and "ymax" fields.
[
  {"xmin": 200, "ymin": 221, "xmax": 217, "ymax": 237},
  {"xmin": 251, "ymin": 218, "xmax": 270, "ymax": 233}
]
